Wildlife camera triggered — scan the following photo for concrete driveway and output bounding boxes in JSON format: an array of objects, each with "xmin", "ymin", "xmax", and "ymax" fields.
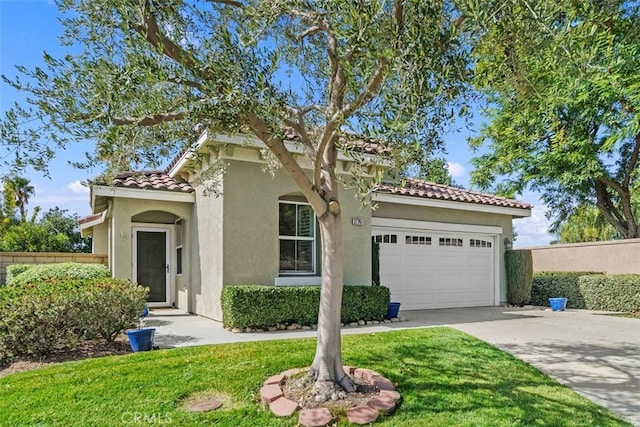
[{"xmin": 148, "ymin": 306, "xmax": 639, "ymax": 425}]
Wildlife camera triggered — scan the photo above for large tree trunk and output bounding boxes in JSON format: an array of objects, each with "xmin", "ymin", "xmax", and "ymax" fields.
[{"xmin": 308, "ymin": 204, "xmax": 355, "ymax": 400}]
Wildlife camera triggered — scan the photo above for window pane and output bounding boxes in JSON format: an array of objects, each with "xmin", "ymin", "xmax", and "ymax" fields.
[
  {"xmin": 296, "ymin": 240, "xmax": 314, "ymax": 272},
  {"xmin": 279, "ymin": 204, "xmax": 296, "ymax": 236},
  {"xmin": 297, "ymin": 205, "xmax": 314, "ymax": 237},
  {"xmin": 176, "ymin": 247, "xmax": 183, "ymax": 275},
  {"xmin": 279, "ymin": 240, "xmax": 296, "ymax": 271}
]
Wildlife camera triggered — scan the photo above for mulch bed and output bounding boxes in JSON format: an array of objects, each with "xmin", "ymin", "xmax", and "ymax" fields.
[{"xmin": 0, "ymin": 337, "xmax": 131, "ymax": 378}]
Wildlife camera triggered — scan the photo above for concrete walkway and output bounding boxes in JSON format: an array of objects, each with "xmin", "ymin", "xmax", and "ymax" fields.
[{"xmin": 147, "ymin": 306, "xmax": 639, "ymax": 426}]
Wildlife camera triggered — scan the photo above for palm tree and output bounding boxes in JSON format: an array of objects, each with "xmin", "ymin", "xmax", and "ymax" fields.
[{"xmin": 4, "ymin": 176, "xmax": 35, "ymax": 223}]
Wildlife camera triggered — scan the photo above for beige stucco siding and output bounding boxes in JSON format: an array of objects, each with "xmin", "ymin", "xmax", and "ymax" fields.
[
  {"xmin": 109, "ymin": 197, "xmax": 193, "ymax": 306},
  {"xmin": 373, "ymin": 201, "xmax": 513, "ymax": 302},
  {"xmin": 218, "ymin": 159, "xmax": 372, "ymax": 287},
  {"xmin": 191, "ymin": 186, "xmax": 224, "ymax": 320},
  {"xmin": 92, "ymin": 222, "xmax": 109, "ymax": 255}
]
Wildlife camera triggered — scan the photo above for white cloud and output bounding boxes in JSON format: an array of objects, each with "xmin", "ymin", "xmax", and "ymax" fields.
[
  {"xmin": 513, "ymin": 203, "xmax": 555, "ymax": 248},
  {"xmin": 66, "ymin": 180, "xmax": 90, "ymax": 195},
  {"xmin": 446, "ymin": 162, "xmax": 465, "ymax": 178}
]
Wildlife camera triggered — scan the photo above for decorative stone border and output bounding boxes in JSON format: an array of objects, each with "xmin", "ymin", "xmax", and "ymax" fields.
[
  {"xmin": 232, "ymin": 318, "xmax": 404, "ymax": 333},
  {"xmin": 260, "ymin": 366, "xmax": 401, "ymax": 426}
]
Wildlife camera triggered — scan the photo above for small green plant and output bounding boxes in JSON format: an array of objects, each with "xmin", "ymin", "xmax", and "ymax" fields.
[
  {"xmin": 505, "ymin": 249, "xmax": 533, "ymax": 305},
  {"xmin": 221, "ymin": 285, "xmax": 390, "ymax": 329},
  {"xmin": 4, "ymin": 264, "xmax": 34, "ymax": 284},
  {"xmin": 7, "ymin": 262, "xmax": 109, "ymax": 286}
]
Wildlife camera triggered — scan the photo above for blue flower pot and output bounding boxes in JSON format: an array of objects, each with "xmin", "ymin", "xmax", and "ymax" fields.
[
  {"xmin": 126, "ymin": 327, "xmax": 156, "ymax": 352},
  {"xmin": 386, "ymin": 302, "xmax": 401, "ymax": 319},
  {"xmin": 549, "ymin": 297, "xmax": 568, "ymax": 312}
]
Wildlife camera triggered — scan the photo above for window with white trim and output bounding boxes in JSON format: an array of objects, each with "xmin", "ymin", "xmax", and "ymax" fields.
[
  {"xmin": 279, "ymin": 202, "xmax": 316, "ymax": 274},
  {"xmin": 373, "ymin": 234, "xmax": 397, "ymax": 244},
  {"xmin": 439, "ymin": 237, "xmax": 463, "ymax": 247},
  {"xmin": 470, "ymin": 238, "xmax": 492, "ymax": 248},
  {"xmin": 405, "ymin": 235, "xmax": 432, "ymax": 245},
  {"xmin": 175, "ymin": 219, "xmax": 184, "ymax": 275}
]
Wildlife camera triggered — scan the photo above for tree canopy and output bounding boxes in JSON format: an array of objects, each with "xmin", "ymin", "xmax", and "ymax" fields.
[
  {"xmin": 462, "ymin": 0, "xmax": 640, "ymax": 238},
  {"xmin": 1, "ymin": 0, "xmax": 470, "ymax": 396}
]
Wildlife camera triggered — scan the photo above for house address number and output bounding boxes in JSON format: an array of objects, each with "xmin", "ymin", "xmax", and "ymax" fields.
[{"xmin": 351, "ymin": 217, "xmax": 364, "ymax": 226}]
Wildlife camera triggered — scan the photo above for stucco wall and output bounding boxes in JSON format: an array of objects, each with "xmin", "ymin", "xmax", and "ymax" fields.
[
  {"xmin": 373, "ymin": 202, "xmax": 514, "ymax": 302},
  {"xmin": 92, "ymin": 222, "xmax": 109, "ymax": 255},
  {"xmin": 109, "ymin": 198, "xmax": 193, "ymax": 307},
  {"xmin": 527, "ymin": 239, "xmax": 640, "ymax": 274},
  {"xmin": 219, "ymin": 160, "xmax": 372, "ymax": 287}
]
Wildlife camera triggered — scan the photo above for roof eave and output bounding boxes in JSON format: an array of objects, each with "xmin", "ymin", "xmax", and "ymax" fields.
[{"xmin": 372, "ymin": 192, "xmax": 532, "ymax": 218}]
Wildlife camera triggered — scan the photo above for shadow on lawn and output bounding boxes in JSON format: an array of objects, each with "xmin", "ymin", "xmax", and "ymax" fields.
[{"xmin": 347, "ymin": 332, "xmax": 629, "ymax": 426}]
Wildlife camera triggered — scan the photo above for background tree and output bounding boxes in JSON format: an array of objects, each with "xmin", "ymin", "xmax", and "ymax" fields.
[
  {"xmin": 461, "ymin": 0, "xmax": 640, "ymax": 238},
  {"xmin": 0, "ymin": 0, "xmax": 469, "ymax": 397},
  {"xmin": 4, "ymin": 176, "xmax": 36, "ymax": 223},
  {"xmin": 555, "ymin": 205, "xmax": 620, "ymax": 243}
]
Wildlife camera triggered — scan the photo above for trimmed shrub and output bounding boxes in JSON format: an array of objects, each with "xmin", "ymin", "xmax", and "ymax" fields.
[
  {"xmin": 505, "ymin": 250, "xmax": 533, "ymax": 305},
  {"xmin": 221, "ymin": 285, "xmax": 390, "ymax": 329},
  {"xmin": 531, "ymin": 271, "xmax": 639, "ymax": 312},
  {"xmin": 579, "ymin": 275, "xmax": 640, "ymax": 312},
  {"xmin": 0, "ymin": 278, "xmax": 147, "ymax": 365},
  {"xmin": 4, "ymin": 264, "xmax": 34, "ymax": 284},
  {"xmin": 531, "ymin": 272, "xmax": 599, "ymax": 309},
  {"xmin": 7, "ymin": 262, "xmax": 109, "ymax": 286}
]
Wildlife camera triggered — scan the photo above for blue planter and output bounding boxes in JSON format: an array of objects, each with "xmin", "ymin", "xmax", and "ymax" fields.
[
  {"xmin": 386, "ymin": 302, "xmax": 401, "ymax": 319},
  {"xmin": 549, "ymin": 297, "xmax": 568, "ymax": 312},
  {"xmin": 126, "ymin": 327, "xmax": 156, "ymax": 352}
]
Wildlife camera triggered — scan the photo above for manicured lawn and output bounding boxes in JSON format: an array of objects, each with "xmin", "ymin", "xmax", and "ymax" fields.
[{"xmin": 0, "ymin": 328, "xmax": 628, "ymax": 426}]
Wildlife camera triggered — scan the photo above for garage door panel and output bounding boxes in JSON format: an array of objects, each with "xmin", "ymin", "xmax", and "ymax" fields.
[{"xmin": 375, "ymin": 227, "xmax": 496, "ymax": 310}]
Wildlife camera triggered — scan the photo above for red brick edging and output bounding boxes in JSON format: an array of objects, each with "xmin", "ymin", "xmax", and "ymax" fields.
[{"xmin": 260, "ymin": 366, "xmax": 401, "ymax": 426}]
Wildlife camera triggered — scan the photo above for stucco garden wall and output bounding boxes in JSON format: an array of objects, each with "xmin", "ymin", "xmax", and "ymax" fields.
[{"xmin": 526, "ymin": 239, "xmax": 640, "ymax": 274}]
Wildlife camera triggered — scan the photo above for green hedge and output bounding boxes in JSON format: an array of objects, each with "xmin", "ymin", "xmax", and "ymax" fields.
[
  {"xmin": 531, "ymin": 272, "xmax": 639, "ymax": 312},
  {"xmin": 5, "ymin": 264, "xmax": 34, "ymax": 284},
  {"xmin": 0, "ymin": 278, "xmax": 147, "ymax": 365},
  {"xmin": 505, "ymin": 250, "xmax": 533, "ymax": 305},
  {"xmin": 221, "ymin": 285, "xmax": 390, "ymax": 329},
  {"xmin": 7, "ymin": 262, "xmax": 110, "ymax": 286}
]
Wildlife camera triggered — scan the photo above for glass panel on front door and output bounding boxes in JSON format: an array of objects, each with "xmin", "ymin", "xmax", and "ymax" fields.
[{"xmin": 136, "ymin": 231, "xmax": 167, "ymax": 303}]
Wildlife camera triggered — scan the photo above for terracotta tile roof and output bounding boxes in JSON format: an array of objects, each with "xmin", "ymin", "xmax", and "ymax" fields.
[
  {"xmin": 283, "ymin": 127, "xmax": 388, "ymax": 155},
  {"xmin": 78, "ymin": 213, "xmax": 102, "ymax": 225},
  {"xmin": 377, "ymin": 178, "xmax": 531, "ymax": 210},
  {"xmin": 113, "ymin": 171, "xmax": 194, "ymax": 193}
]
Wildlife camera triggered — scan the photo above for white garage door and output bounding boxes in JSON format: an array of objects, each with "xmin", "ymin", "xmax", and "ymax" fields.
[{"xmin": 373, "ymin": 227, "xmax": 497, "ymax": 310}]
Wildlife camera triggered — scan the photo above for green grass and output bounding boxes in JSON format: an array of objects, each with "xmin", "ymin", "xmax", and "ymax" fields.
[{"xmin": 0, "ymin": 328, "xmax": 628, "ymax": 426}]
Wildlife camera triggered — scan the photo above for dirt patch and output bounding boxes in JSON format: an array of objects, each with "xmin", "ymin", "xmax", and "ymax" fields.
[
  {"xmin": 282, "ymin": 373, "xmax": 379, "ymax": 413},
  {"xmin": 0, "ymin": 337, "xmax": 131, "ymax": 378}
]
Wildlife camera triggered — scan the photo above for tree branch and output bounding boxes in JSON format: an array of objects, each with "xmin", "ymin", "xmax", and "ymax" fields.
[
  {"xmin": 167, "ymin": 76, "xmax": 203, "ymax": 90},
  {"xmin": 595, "ymin": 179, "xmax": 629, "ymax": 236},
  {"xmin": 134, "ymin": 1, "xmax": 210, "ymax": 81},
  {"xmin": 111, "ymin": 111, "xmax": 186, "ymax": 126},
  {"xmin": 283, "ymin": 118, "xmax": 317, "ymax": 162},
  {"xmin": 206, "ymin": 0, "xmax": 243, "ymax": 7},
  {"xmin": 298, "ymin": 25, "xmax": 322, "ymax": 41},
  {"xmin": 339, "ymin": 59, "xmax": 387, "ymax": 118},
  {"xmin": 245, "ymin": 112, "xmax": 328, "ymax": 218},
  {"xmin": 623, "ymin": 134, "xmax": 640, "ymax": 189}
]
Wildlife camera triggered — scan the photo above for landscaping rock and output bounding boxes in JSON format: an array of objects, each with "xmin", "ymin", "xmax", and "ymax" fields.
[
  {"xmin": 372, "ymin": 378, "xmax": 395, "ymax": 391},
  {"xmin": 286, "ymin": 324, "xmax": 298, "ymax": 330},
  {"xmin": 299, "ymin": 407, "xmax": 333, "ymax": 427},
  {"xmin": 278, "ymin": 324, "xmax": 287, "ymax": 330},
  {"xmin": 367, "ymin": 396, "xmax": 396, "ymax": 412},
  {"xmin": 187, "ymin": 398, "xmax": 222, "ymax": 412},
  {"xmin": 390, "ymin": 318, "xmax": 401, "ymax": 323},
  {"xmin": 311, "ymin": 324, "xmax": 317, "ymax": 329},
  {"xmin": 357, "ymin": 320, "xmax": 365, "ymax": 326},
  {"xmin": 231, "ymin": 328, "xmax": 243, "ymax": 333},
  {"xmin": 245, "ymin": 327, "xmax": 252, "ymax": 333},
  {"xmin": 346, "ymin": 406, "xmax": 378, "ymax": 425},
  {"xmin": 342, "ymin": 365, "xmax": 357, "ymax": 375},
  {"xmin": 302, "ymin": 326, "xmax": 312, "ymax": 330},
  {"xmin": 348, "ymin": 322, "xmax": 358, "ymax": 327},
  {"xmin": 263, "ymin": 374, "xmax": 286, "ymax": 386},
  {"xmin": 371, "ymin": 320, "xmax": 380, "ymax": 324},
  {"xmin": 379, "ymin": 389, "xmax": 402, "ymax": 401},
  {"xmin": 268, "ymin": 326, "xmax": 278, "ymax": 332},
  {"xmin": 269, "ymin": 397, "xmax": 298, "ymax": 417},
  {"xmin": 383, "ymin": 319, "xmax": 391, "ymax": 324},
  {"xmin": 260, "ymin": 384, "xmax": 283, "ymax": 403}
]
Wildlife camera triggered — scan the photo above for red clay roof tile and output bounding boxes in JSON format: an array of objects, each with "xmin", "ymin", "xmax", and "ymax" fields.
[
  {"xmin": 377, "ymin": 178, "xmax": 530, "ymax": 210},
  {"xmin": 112, "ymin": 171, "xmax": 194, "ymax": 193}
]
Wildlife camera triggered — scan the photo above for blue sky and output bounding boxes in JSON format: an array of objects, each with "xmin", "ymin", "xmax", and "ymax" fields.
[{"xmin": 0, "ymin": 0, "xmax": 554, "ymax": 246}]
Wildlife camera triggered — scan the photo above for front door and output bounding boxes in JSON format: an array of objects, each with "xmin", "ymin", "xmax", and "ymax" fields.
[{"xmin": 133, "ymin": 227, "xmax": 171, "ymax": 306}]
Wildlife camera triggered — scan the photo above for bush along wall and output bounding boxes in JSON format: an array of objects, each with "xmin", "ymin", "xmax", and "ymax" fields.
[
  {"xmin": 221, "ymin": 285, "xmax": 390, "ymax": 330},
  {"xmin": 505, "ymin": 249, "xmax": 533, "ymax": 305},
  {"xmin": 7, "ymin": 262, "xmax": 110, "ymax": 286},
  {"xmin": 531, "ymin": 272, "xmax": 639, "ymax": 312},
  {"xmin": 0, "ymin": 278, "xmax": 147, "ymax": 366}
]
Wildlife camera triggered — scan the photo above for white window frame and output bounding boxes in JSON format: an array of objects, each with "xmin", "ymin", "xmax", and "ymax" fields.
[{"xmin": 279, "ymin": 201, "xmax": 317, "ymax": 275}]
